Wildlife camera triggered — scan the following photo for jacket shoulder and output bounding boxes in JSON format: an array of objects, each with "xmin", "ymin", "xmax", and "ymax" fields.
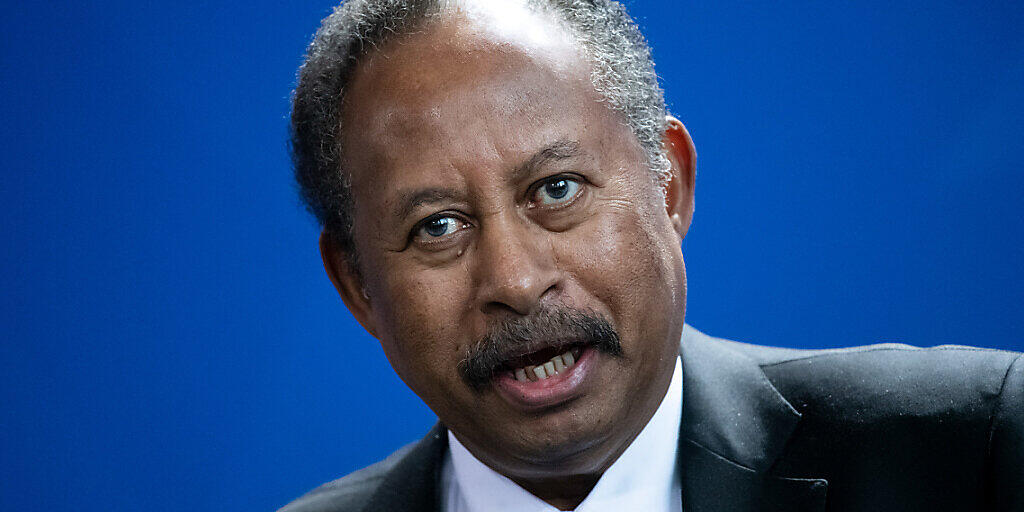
[
  {"xmin": 717, "ymin": 334, "xmax": 1019, "ymax": 369},
  {"xmin": 715, "ymin": 333, "xmax": 1023, "ymax": 501},
  {"xmin": 749, "ymin": 342, "xmax": 1020, "ymax": 408},
  {"xmin": 277, "ymin": 442, "xmax": 417, "ymax": 512},
  {"xmin": 722, "ymin": 337, "xmax": 1021, "ymax": 420}
]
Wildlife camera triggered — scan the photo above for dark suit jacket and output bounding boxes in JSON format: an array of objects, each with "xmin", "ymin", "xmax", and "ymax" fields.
[{"xmin": 280, "ymin": 325, "xmax": 1024, "ymax": 511}]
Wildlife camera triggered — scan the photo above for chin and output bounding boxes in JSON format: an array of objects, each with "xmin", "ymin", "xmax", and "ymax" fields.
[
  {"xmin": 478, "ymin": 399, "xmax": 619, "ymax": 475},
  {"xmin": 495, "ymin": 434, "xmax": 612, "ymax": 477}
]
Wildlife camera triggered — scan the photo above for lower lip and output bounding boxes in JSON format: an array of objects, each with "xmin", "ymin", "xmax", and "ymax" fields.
[{"xmin": 492, "ymin": 346, "xmax": 597, "ymax": 411}]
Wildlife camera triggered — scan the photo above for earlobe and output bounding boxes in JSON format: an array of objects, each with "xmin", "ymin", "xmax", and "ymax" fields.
[
  {"xmin": 319, "ymin": 232, "xmax": 380, "ymax": 339},
  {"xmin": 661, "ymin": 116, "xmax": 696, "ymax": 241}
]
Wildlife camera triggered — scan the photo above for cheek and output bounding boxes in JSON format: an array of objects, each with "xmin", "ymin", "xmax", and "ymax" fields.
[
  {"xmin": 370, "ymin": 261, "xmax": 474, "ymax": 396},
  {"xmin": 556, "ymin": 201, "xmax": 685, "ymax": 346}
]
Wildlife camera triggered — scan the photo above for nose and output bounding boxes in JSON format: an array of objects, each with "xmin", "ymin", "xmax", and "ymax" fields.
[{"xmin": 473, "ymin": 213, "xmax": 560, "ymax": 317}]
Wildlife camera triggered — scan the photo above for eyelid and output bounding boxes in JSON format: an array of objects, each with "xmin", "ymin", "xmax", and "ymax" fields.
[
  {"xmin": 409, "ymin": 211, "xmax": 472, "ymax": 246},
  {"xmin": 528, "ymin": 173, "xmax": 585, "ymax": 208}
]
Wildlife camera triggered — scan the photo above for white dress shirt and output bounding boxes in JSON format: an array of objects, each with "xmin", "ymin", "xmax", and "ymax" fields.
[{"xmin": 441, "ymin": 356, "xmax": 683, "ymax": 512}]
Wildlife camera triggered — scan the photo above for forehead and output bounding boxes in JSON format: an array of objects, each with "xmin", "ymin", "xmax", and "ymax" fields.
[
  {"xmin": 349, "ymin": 1, "xmax": 584, "ymax": 97},
  {"xmin": 339, "ymin": 11, "xmax": 630, "ymax": 187}
]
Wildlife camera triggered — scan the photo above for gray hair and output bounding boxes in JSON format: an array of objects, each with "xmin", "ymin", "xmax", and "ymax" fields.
[{"xmin": 290, "ymin": 0, "xmax": 668, "ymax": 265}]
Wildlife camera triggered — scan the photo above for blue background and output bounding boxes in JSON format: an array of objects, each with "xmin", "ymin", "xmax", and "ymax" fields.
[{"xmin": 3, "ymin": 1, "xmax": 1022, "ymax": 510}]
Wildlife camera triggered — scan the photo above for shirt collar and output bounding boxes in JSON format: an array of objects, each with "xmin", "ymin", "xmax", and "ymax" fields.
[{"xmin": 444, "ymin": 355, "xmax": 683, "ymax": 511}]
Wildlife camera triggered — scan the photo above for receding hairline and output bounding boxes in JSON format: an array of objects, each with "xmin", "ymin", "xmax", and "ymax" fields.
[
  {"xmin": 339, "ymin": 2, "xmax": 595, "ymax": 109},
  {"xmin": 344, "ymin": 14, "xmax": 603, "ymax": 120}
]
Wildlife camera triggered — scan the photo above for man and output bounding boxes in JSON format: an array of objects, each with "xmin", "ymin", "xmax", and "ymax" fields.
[{"xmin": 281, "ymin": 0, "xmax": 1023, "ymax": 510}]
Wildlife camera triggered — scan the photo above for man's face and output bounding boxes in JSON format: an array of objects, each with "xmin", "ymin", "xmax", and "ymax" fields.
[{"xmin": 328, "ymin": 11, "xmax": 691, "ymax": 481}]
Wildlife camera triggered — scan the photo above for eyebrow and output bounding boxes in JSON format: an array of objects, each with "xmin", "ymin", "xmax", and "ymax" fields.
[
  {"xmin": 510, "ymin": 139, "xmax": 582, "ymax": 184},
  {"xmin": 391, "ymin": 139, "xmax": 583, "ymax": 221},
  {"xmin": 393, "ymin": 187, "xmax": 462, "ymax": 222}
]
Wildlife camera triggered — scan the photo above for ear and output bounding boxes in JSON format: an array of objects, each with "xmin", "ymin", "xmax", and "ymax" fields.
[
  {"xmin": 319, "ymin": 232, "xmax": 381, "ymax": 339},
  {"xmin": 661, "ymin": 115, "xmax": 696, "ymax": 241}
]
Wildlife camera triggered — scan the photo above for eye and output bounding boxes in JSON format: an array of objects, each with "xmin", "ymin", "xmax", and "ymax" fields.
[
  {"xmin": 532, "ymin": 177, "xmax": 581, "ymax": 207},
  {"xmin": 414, "ymin": 214, "xmax": 467, "ymax": 240}
]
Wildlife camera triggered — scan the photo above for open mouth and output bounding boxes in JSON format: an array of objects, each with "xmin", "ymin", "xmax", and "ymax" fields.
[
  {"xmin": 491, "ymin": 343, "xmax": 598, "ymax": 410},
  {"xmin": 500, "ymin": 345, "xmax": 584, "ymax": 382},
  {"xmin": 460, "ymin": 305, "xmax": 621, "ymax": 393}
]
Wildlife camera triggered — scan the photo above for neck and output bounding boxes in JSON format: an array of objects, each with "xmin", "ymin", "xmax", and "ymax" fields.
[
  {"xmin": 512, "ymin": 473, "xmax": 601, "ymax": 511},
  {"xmin": 504, "ymin": 434, "xmax": 638, "ymax": 510}
]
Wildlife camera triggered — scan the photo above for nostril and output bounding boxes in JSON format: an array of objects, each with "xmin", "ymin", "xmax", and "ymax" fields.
[{"xmin": 482, "ymin": 301, "xmax": 522, "ymax": 316}]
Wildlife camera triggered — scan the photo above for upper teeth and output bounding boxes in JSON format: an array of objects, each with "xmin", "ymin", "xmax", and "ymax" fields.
[{"xmin": 513, "ymin": 349, "xmax": 580, "ymax": 382}]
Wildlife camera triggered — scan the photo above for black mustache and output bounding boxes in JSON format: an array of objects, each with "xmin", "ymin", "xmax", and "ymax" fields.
[{"xmin": 459, "ymin": 305, "xmax": 622, "ymax": 390}]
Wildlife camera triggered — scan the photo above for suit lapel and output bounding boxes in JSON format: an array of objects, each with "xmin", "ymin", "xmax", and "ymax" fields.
[
  {"xmin": 362, "ymin": 424, "xmax": 448, "ymax": 512},
  {"xmin": 678, "ymin": 326, "xmax": 827, "ymax": 511}
]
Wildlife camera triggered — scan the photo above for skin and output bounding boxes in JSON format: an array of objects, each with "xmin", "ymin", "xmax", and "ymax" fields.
[{"xmin": 320, "ymin": 5, "xmax": 696, "ymax": 510}]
